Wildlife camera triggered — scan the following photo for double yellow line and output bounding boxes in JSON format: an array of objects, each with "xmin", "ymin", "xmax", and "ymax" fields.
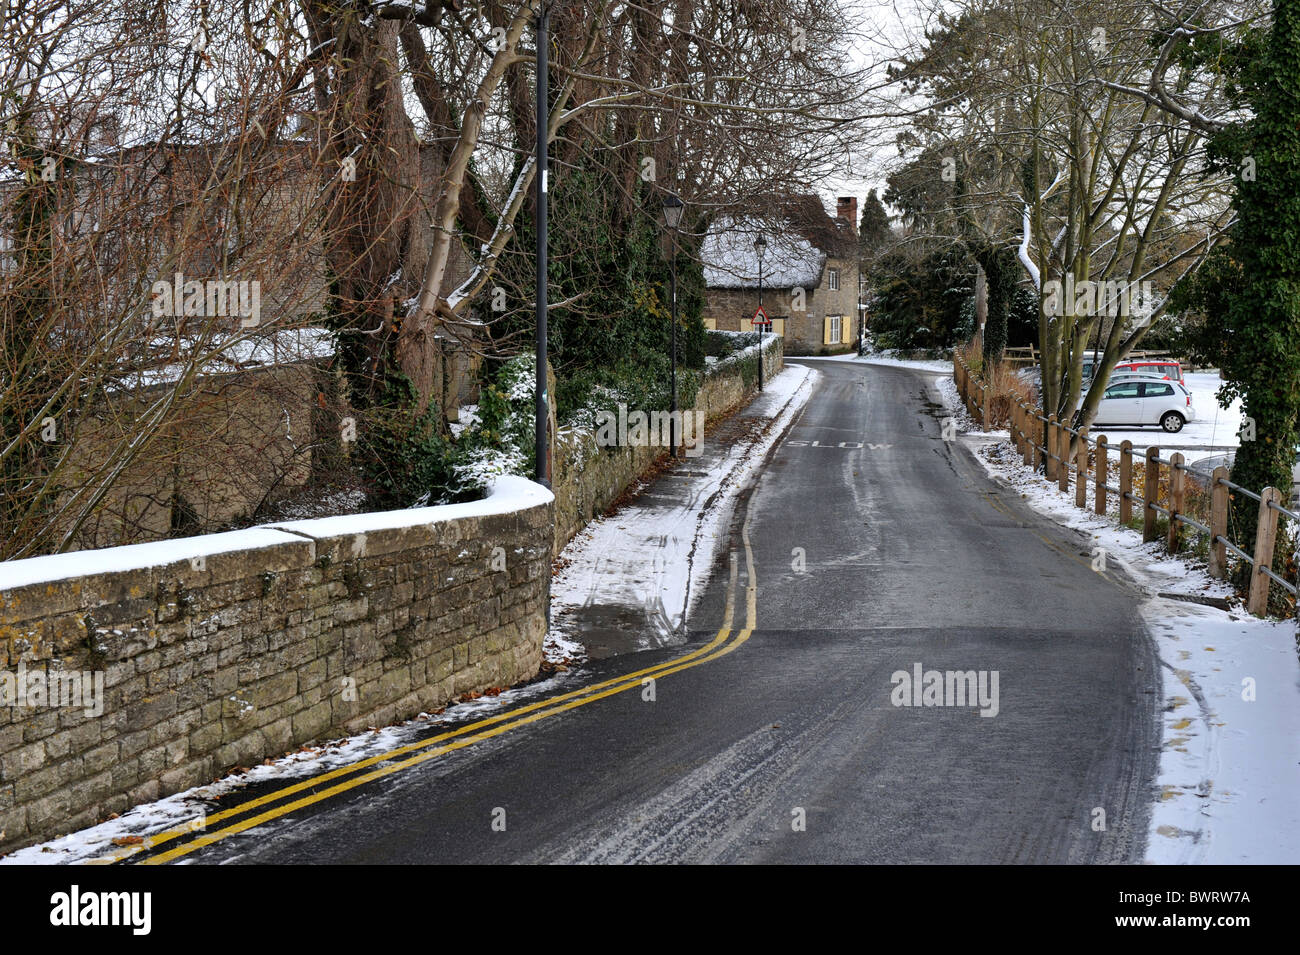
[{"xmin": 88, "ymin": 515, "xmax": 760, "ymax": 865}]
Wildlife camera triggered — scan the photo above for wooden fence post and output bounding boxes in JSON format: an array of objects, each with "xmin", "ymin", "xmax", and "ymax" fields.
[
  {"xmin": 1058, "ymin": 427, "xmax": 1070, "ymax": 494},
  {"xmin": 1030, "ymin": 411, "xmax": 1039, "ymax": 469},
  {"xmin": 1046, "ymin": 415, "xmax": 1058, "ymax": 481},
  {"xmin": 1119, "ymin": 440, "xmax": 1134, "ymax": 524},
  {"xmin": 982, "ymin": 378, "xmax": 991, "ymax": 432},
  {"xmin": 1075, "ymin": 429, "xmax": 1089, "ymax": 508},
  {"xmin": 1143, "ymin": 446, "xmax": 1160, "ymax": 542},
  {"xmin": 1247, "ymin": 486, "xmax": 1284, "ymax": 617},
  {"xmin": 1208, "ymin": 466, "xmax": 1230, "ymax": 579},
  {"xmin": 1167, "ymin": 452, "xmax": 1185, "ymax": 553},
  {"xmin": 1095, "ymin": 435, "xmax": 1108, "ymax": 515},
  {"xmin": 1039, "ymin": 411, "xmax": 1047, "ymax": 472},
  {"xmin": 1019, "ymin": 405, "xmax": 1029, "ymax": 465}
]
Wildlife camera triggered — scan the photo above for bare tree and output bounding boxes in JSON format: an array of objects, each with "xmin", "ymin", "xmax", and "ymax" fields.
[
  {"xmin": 1, "ymin": 0, "xmax": 886, "ymax": 555},
  {"xmin": 884, "ymin": 0, "xmax": 1242, "ymax": 433},
  {"xmin": 1, "ymin": 2, "xmax": 340, "ymax": 557}
]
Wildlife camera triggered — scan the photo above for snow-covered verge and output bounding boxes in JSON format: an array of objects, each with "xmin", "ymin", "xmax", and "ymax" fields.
[
  {"xmin": 549, "ymin": 363, "xmax": 817, "ymax": 655},
  {"xmin": 935, "ymin": 374, "xmax": 1300, "ymax": 864}
]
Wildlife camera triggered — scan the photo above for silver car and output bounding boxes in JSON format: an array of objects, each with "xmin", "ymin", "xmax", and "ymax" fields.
[{"xmin": 1083, "ymin": 376, "xmax": 1197, "ymax": 432}]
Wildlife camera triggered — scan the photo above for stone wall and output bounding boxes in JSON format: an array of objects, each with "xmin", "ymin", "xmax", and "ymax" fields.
[
  {"xmin": 58, "ymin": 334, "xmax": 482, "ymax": 553},
  {"xmin": 62, "ymin": 359, "xmax": 332, "ymax": 551},
  {"xmin": 551, "ymin": 335, "xmax": 783, "ymax": 553},
  {"xmin": 0, "ymin": 477, "xmax": 552, "ymax": 853}
]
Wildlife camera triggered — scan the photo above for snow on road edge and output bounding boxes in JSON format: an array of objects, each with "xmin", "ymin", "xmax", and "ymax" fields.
[
  {"xmin": 548, "ymin": 364, "xmax": 817, "ymax": 655},
  {"xmin": 0, "ymin": 662, "xmax": 592, "ymax": 865}
]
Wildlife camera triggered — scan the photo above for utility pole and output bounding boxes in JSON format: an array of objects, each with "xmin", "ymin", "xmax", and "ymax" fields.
[{"xmin": 671, "ymin": 255, "xmax": 678, "ymax": 455}]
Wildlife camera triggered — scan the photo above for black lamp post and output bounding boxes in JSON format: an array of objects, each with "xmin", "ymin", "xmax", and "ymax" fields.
[
  {"xmin": 754, "ymin": 234, "xmax": 767, "ymax": 392},
  {"xmin": 858, "ymin": 270, "xmax": 866, "ymax": 356},
  {"xmin": 663, "ymin": 193, "xmax": 684, "ymax": 457},
  {"xmin": 534, "ymin": 2, "xmax": 551, "ymax": 487}
]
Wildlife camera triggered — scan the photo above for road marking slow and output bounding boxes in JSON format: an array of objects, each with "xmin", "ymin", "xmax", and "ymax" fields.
[{"xmin": 91, "ymin": 524, "xmax": 759, "ymax": 865}]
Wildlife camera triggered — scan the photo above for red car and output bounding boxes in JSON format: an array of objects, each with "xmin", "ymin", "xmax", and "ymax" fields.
[{"xmin": 1113, "ymin": 359, "xmax": 1184, "ymax": 385}]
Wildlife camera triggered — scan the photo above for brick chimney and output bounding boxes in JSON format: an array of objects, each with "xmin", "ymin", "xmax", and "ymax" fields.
[{"xmin": 836, "ymin": 195, "xmax": 858, "ymax": 228}]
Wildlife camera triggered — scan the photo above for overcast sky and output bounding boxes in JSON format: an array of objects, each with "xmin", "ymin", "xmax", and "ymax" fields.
[{"xmin": 819, "ymin": 0, "xmax": 934, "ymax": 214}]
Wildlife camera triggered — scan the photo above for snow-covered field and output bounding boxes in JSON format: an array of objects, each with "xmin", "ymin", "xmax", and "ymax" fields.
[{"xmin": 933, "ymin": 370, "xmax": 1300, "ymax": 864}]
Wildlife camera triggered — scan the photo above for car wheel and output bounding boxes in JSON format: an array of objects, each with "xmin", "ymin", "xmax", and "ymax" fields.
[{"xmin": 1161, "ymin": 412, "xmax": 1185, "ymax": 433}]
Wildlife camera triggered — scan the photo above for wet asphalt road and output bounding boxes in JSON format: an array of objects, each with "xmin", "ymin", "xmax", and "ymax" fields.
[{"xmin": 182, "ymin": 360, "xmax": 1159, "ymax": 864}]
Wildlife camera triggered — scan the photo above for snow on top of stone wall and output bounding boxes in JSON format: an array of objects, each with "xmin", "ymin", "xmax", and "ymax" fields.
[{"xmin": 0, "ymin": 477, "xmax": 552, "ymax": 592}]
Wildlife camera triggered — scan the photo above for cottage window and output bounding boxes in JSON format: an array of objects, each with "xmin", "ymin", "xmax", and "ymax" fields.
[{"xmin": 828, "ymin": 268, "xmax": 840, "ymax": 291}]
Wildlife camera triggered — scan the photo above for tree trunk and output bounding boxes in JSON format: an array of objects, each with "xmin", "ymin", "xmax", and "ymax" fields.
[{"xmin": 305, "ymin": 8, "xmax": 423, "ymax": 409}]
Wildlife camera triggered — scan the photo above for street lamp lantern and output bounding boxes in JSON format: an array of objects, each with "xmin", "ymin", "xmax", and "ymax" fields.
[
  {"xmin": 662, "ymin": 192, "xmax": 684, "ymax": 231},
  {"xmin": 661, "ymin": 193, "xmax": 685, "ymax": 457}
]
